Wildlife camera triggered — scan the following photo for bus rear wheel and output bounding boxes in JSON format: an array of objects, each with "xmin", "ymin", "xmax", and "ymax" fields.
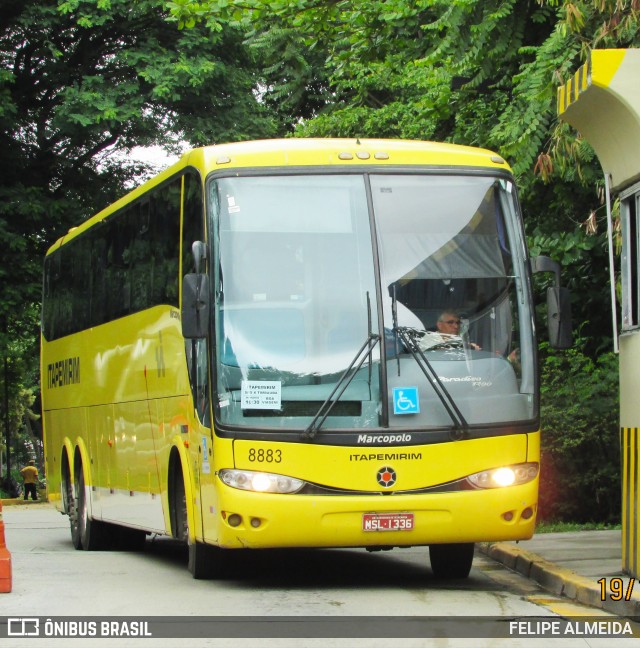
[
  {"xmin": 67, "ymin": 474, "xmax": 82, "ymax": 550},
  {"xmin": 73, "ymin": 462, "xmax": 110, "ymax": 551},
  {"xmin": 429, "ymin": 543, "xmax": 475, "ymax": 579}
]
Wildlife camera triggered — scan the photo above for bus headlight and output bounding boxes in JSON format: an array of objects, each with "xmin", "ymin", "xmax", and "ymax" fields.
[
  {"xmin": 219, "ymin": 469, "xmax": 305, "ymax": 494},
  {"xmin": 467, "ymin": 463, "xmax": 539, "ymax": 489}
]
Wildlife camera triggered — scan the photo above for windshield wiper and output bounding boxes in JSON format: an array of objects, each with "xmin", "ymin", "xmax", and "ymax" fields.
[
  {"xmin": 301, "ymin": 293, "xmax": 379, "ymax": 441},
  {"xmin": 300, "ymin": 333, "xmax": 380, "ymax": 441},
  {"xmin": 394, "ymin": 325, "xmax": 469, "ymax": 441}
]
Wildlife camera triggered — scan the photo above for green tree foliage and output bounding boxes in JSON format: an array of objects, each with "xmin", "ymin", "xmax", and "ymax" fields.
[
  {"xmin": 246, "ymin": 22, "xmax": 331, "ymax": 132},
  {"xmin": 538, "ymin": 341, "xmax": 620, "ymax": 523},
  {"xmin": 243, "ymin": 0, "xmax": 557, "ymax": 145},
  {"xmin": 0, "ymin": 0, "xmax": 278, "ymax": 473},
  {"xmin": 0, "ymin": 304, "xmax": 40, "ymax": 484}
]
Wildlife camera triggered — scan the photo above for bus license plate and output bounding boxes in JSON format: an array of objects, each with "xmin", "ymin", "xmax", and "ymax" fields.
[{"xmin": 362, "ymin": 513, "xmax": 414, "ymax": 532}]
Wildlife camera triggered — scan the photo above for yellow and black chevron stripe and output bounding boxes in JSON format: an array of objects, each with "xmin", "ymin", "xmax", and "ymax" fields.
[{"xmin": 622, "ymin": 427, "xmax": 639, "ymax": 577}]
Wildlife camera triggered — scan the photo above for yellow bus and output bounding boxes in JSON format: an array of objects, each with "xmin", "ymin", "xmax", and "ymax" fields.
[{"xmin": 41, "ymin": 138, "xmax": 569, "ymax": 578}]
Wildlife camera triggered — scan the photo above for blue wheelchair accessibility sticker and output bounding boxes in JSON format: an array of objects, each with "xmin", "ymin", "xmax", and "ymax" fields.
[{"xmin": 393, "ymin": 387, "xmax": 420, "ymax": 415}]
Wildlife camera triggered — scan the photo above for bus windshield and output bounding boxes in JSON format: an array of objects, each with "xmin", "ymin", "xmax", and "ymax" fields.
[{"xmin": 209, "ymin": 173, "xmax": 535, "ymax": 434}]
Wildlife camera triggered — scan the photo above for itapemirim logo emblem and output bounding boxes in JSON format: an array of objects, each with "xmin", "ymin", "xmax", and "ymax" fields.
[{"xmin": 376, "ymin": 466, "xmax": 396, "ymax": 488}]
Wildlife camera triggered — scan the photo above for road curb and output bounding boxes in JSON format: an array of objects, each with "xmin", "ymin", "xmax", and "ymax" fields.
[
  {"xmin": 478, "ymin": 542, "xmax": 640, "ymax": 619},
  {"xmin": 0, "ymin": 498, "xmax": 48, "ymax": 507}
]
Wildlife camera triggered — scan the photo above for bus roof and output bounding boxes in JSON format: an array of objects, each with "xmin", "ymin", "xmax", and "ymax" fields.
[
  {"xmin": 558, "ymin": 49, "xmax": 640, "ymax": 192},
  {"xmin": 184, "ymin": 137, "xmax": 510, "ymax": 172},
  {"xmin": 47, "ymin": 138, "xmax": 511, "ymax": 253}
]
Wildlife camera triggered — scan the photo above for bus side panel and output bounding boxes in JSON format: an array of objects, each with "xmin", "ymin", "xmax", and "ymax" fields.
[
  {"xmin": 159, "ymin": 397, "xmax": 216, "ymax": 542},
  {"xmin": 42, "ymin": 408, "xmax": 63, "ymax": 510},
  {"xmin": 43, "ymin": 308, "xmax": 193, "ymax": 533},
  {"xmin": 95, "ymin": 400, "xmax": 161, "ymax": 531},
  {"xmin": 42, "ymin": 406, "xmax": 89, "ymax": 511},
  {"xmin": 199, "ymin": 435, "xmax": 234, "ymax": 545},
  {"xmin": 90, "ymin": 403, "xmax": 113, "ymax": 520},
  {"xmin": 527, "ymin": 429, "xmax": 540, "ymax": 463},
  {"xmin": 157, "ymin": 395, "xmax": 203, "ymax": 537},
  {"xmin": 42, "ymin": 325, "xmax": 88, "ymax": 512},
  {"xmin": 72, "ymin": 394, "xmax": 191, "ymax": 536}
]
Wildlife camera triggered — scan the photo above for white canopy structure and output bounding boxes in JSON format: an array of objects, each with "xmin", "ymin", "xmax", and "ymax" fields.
[{"xmin": 558, "ymin": 48, "xmax": 640, "ymax": 192}]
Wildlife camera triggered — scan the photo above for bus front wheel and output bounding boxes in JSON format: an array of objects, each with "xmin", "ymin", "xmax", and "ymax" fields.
[
  {"xmin": 429, "ymin": 543, "xmax": 475, "ymax": 579},
  {"xmin": 188, "ymin": 541, "xmax": 229, "ymax": 579},
  {"xmin": 172, "ymin": 465, "xmax": 227, "ymax": 579}
]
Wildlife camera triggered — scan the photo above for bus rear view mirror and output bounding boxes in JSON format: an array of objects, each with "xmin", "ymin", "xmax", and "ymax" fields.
[
  {"xmin": 182, "ymin": 273, "xmax": 210, "ymax": 339},
  {"xmin": 532, "ymin": 255, "xmax": 573, "ymax": 349}
]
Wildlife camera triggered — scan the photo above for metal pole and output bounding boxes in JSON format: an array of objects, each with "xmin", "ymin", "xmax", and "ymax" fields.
[{"xmin": 605, "ymin": 172, "xmax": 619, "ymax": 353}]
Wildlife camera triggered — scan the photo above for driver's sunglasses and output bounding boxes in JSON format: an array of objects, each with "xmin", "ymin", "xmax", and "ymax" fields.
[{"xmin": 441, "ymin": 319, "xmax": 461, "ymax": 325}]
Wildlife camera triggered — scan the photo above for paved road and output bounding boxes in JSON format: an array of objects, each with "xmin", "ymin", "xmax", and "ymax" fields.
[{"xmin": 1, "ymin": 503, "xmax": 636, "ymax": 648}]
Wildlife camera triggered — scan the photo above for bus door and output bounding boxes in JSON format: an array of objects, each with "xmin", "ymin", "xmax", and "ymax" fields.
[{"xmin": 186, "ymin": 327, "xmax": 217, "ymax": 541}]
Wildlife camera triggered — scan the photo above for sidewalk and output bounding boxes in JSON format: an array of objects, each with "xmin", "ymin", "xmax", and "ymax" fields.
[
  {"xmin": 479, "ymin": 530, "xmax": 640, "ymax": 618},
  {"xmin": 1, "ymin": 498, "xmax": 46, "ymax": 507}
]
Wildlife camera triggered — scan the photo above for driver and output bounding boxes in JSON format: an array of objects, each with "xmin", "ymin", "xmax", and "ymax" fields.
[
  {"xmin": 436, "ymin": 310, "xmax": 463, "ymax": 335},
  {"xmin": 436, "ymin": 310, "xmax": 481, "ymax": 350}
]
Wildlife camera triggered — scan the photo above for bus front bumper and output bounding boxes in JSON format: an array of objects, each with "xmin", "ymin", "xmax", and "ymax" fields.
[{"xmin": 205, "ymin": 481, "xmax": 538, "ymax": 549}]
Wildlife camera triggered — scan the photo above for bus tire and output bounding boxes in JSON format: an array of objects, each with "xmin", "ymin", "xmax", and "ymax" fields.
[
  {"xmin": 188, "ymin": 541, "xmax": 226, "ymax": 579},
  {"xmin": 429, "ymin": 542, "xmax": 475, "ymax": 579},
  {"xmin": 75, "ymin": 463, "xmax": 109, "ymax": 551},
  {"xmin": 69, "ymin": 483, "xmax": 82, "ymax": 550},
  {"xmin": 64, "ymin": 459, "xmax": 82, "ymax": 550},
  {"xmin": 171, "ymin": 464, "xmax": 189, "ymax": 543},
  {"xmin": 171, "ymin": 464, "xmax": 226, "ymax": 579}
]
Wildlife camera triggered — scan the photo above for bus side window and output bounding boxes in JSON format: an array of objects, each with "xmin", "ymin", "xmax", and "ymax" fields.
[
  {"xmin": 90, "ymin": 227, "xmax": 108, "ymax": 328},
  {"xmin": 151, "ymin": 181, "xmax": 181, "ymax": 306},
  {"xmin": 105, "ymin": 217, "xmax": 132, "ymax": 319},
  {"xmin": 43, "ymin": 253, "xmax": 62, "ymax": 340},
  {"xmin": 129, "ymin": 201, "xmax": 152, "ymax": 312},
  {"xmin": 182, "ymin": 171, "xmax": 204, "ymax": 275}
]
